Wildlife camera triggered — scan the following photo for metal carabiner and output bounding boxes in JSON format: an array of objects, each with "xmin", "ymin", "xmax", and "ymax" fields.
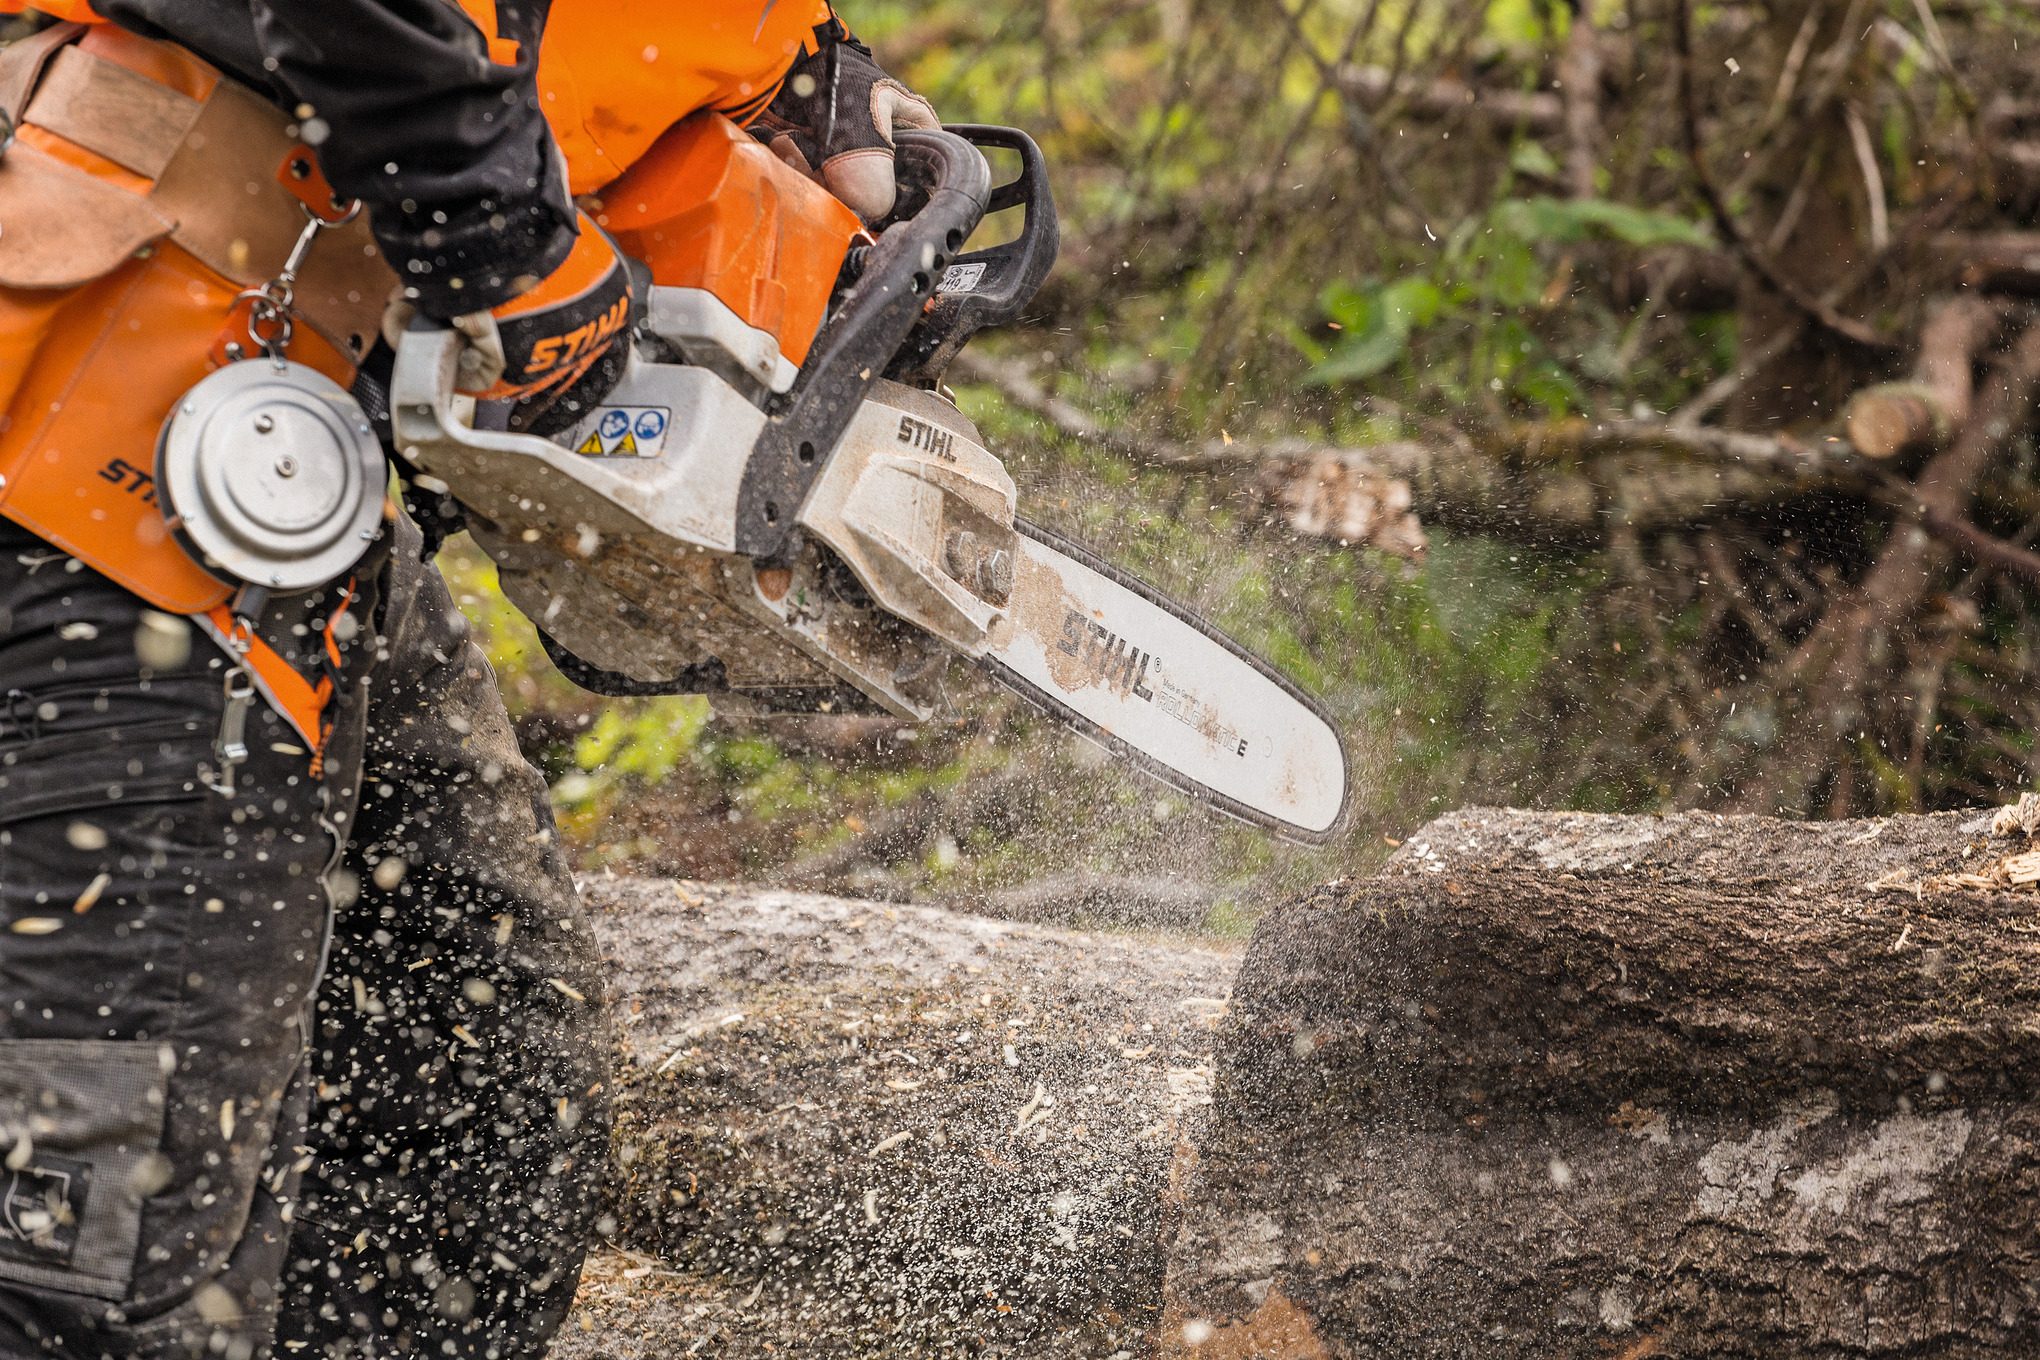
[{"xmin": 225, "ymin": 199, "xmax": 364, "ymax": 365}]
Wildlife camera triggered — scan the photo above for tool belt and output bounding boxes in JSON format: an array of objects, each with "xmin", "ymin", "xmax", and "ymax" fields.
[
  {"xmin": 0, "ymin": 22, "xmax": 393, "ymax": 613},
  {"xmin": 0, "ymin": 22, "xmax": 397, "ymax": 750}
]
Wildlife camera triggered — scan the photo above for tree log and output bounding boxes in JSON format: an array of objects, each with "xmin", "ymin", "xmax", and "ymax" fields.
[
  {"xmin": 1162, "ymin": 806, "xmax": 2040, "ymax": 1358},
  {"xmin": 1843, "ymin": 297, "xmax": 2002, "ymax": 458},
  {"xmin": 571, "ymin": 879, "xmax": 1236, "ymax": 1357},
  {"xmin": 1932, "ymin": 232, "xmax": 2040, "ymax": 295},
  {"xmin": 1331, "ymin": 65, "xmax": 1562, "ymax": 133}
]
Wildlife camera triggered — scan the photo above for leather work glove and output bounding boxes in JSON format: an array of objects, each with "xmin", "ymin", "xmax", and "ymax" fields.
[
  {"xmin": 381, "ymin": 211, "xmax": 633, "ymax": 434},
  {"xmin": 758, "ymin": 28, "xmax": 941, "ymax": 225}
]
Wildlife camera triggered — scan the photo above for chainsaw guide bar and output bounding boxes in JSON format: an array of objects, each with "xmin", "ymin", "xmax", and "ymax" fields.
[{"xmin": 983, "ymin": 521, "xmax": 1348, "ymax": 843}]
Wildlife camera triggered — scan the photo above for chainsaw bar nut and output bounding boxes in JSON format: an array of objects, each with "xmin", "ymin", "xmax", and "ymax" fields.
[{"xmin": 943, "ymin": 529, "xmax": 1013, "ymax": 605}]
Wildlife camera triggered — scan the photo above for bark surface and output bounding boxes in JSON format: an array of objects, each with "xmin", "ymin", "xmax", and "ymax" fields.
[
  {"xmin": 556, "ymin": 878, "xmax": 1236, "ymax": 1358},
  {"xmin": 1163, "ymin": 806, "xmax": 2040, "ymax": 1359}
]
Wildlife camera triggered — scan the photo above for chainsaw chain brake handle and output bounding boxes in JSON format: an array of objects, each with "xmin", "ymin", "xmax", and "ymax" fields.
[
  {"xmin": 883, "ymin": 125, "xmax": 1061, "ymax": 386},
  {"xmin": 733, "ymin": 127, "xmax": 993, "ymax": 562}
]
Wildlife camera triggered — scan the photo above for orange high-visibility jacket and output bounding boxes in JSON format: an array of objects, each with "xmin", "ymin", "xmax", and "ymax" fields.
[{"xmin": 0, "ymin": 0, "xmax": 836, "ymax": 619}]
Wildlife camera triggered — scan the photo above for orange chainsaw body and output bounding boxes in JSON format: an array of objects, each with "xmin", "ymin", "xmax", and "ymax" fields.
[{"xmin": 598, "ymin": 112, "xmax": 864, "ymax": 370}]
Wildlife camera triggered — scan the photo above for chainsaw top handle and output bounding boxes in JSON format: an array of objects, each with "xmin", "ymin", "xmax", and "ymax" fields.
[
  {"xmin": 885, "ymin": 125, "xmax": 1061, "ymax": 385},
  {"xmin": 734, "ymin": 127, "xmax": 994, "ymax": 561}
]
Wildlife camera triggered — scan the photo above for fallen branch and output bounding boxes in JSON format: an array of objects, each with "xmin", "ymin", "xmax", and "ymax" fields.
[
  {"xmin": 953, "ymin": 351, "xmax": 1868, "ymax": 546},
  {"xmin": 1725, "ymin": 323, "xmax": 2040, "ymax": 813},
  {"xmin": 1932, "ymin": 231, "xmax": 2040, "ymax": 294},
  {"xmin": 1842, "ymin": 296, "xmax": 2002, "ymax": 457},
  {"xmin": 1910, "ymin": 501, "xmax": 2040, "ymax": 589},
  {"xmin": 1330, "ymin": 64, "xmax": 1562, "ymax": 133}
]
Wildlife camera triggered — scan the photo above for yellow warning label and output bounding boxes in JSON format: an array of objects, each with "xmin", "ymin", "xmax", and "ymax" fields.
[
  {"xmin": 575, "ymin": 431, "xmax": 604, "ymax": 455},
  {"xmin": 612, "ymin": 430, "xmax": 638, "ymax": 457}
]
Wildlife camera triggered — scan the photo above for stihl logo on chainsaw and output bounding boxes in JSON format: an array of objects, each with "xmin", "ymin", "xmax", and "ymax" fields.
[
  {"xmin": 97, "ymin": 458, "xmax": 157, "ymax": 505},
  {"xmin": 1057, "ymin": 609, "xmax": 1253, "ymax": 759},
  {"xmin": 896, "ymin": 415, "xmax": 956, "ymax": 461},
  {"xmin": 1059, "ymin": 610, "xmax": 1154, "ymax": 698}
]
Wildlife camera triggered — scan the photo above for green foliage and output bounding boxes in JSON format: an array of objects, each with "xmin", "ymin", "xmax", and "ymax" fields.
[
  {"xmin": 1305, "ymin": 277, "xmax": 1445, "ymax": 382},
  {"xmin": 1302, "ymin": 193, "xmax": 1703, "ymax": 411},
  {"xmin": 1489, "ymin": 197, "xmax": 1714, "ymax": 250}
]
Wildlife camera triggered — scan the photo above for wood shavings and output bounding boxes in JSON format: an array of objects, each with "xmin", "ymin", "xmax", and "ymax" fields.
[
  {"xmin": 1864, "ymin": 868, "xmax": 1923, "ymax": 898},
  {"xmin": 2003, "ymin": 850, "xmax": 2040, "ymax": 886},
  {"xmin": 1994, "ymin": 793, "xmax": 2040, "ymax": 838},
  {"xmin": 1013, "ymin": 1081, "xmax": 1055, "ymax": 1134},
  {"xmin": 72, "ymin": 872, "xmax": 110, "ymax": 914}
]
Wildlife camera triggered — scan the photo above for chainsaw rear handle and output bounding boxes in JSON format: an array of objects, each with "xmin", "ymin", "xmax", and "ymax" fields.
[
  {"xmin": 732, "ymin": 127, "xmax": 993, "ymax": 561},
  {"xmin": 886, "ymin": 124, "xmax": 1061, "ymax": 385}
]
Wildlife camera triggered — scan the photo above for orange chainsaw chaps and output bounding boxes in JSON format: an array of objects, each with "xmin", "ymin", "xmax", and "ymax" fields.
[
  {"xmin": 0, "ymin": 245, "xmax": 356, "ymax": 616},
  {"xmin": 600, "ymin": 112, "xmax": 863, "ymax": 369}
]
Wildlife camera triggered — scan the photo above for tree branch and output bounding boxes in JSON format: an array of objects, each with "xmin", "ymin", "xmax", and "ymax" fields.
[
  {"xmin": 1671, "ymin": 0, "xmax": 1901, "ymax": 353},
  {"xmin": 1842, "ymin": 296, "xmax": 2003, "ymax": 457}
]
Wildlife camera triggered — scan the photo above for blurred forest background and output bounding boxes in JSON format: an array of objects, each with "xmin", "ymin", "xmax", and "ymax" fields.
[{"xmin": 442, "ymin": 0, "xmax": 2040, "ymax": 927}]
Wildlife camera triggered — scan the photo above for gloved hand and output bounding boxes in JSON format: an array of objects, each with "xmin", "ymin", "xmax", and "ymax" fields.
[
  {"xmin": 758, "ymin": 27, "xmax": 941, "ymax": 225},
  {"xmin": 382, "ymin": 211, "xmax": 633, "ymax": 434}
]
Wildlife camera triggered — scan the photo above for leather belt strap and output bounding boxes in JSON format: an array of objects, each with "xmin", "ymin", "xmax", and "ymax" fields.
[{"xmin": 23, "ymin": 44, "xmax": 202, "ymax": 179}]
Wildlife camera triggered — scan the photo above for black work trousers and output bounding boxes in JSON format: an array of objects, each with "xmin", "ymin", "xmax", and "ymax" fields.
[{"xmin": 0, "ymin": 513, "xmax": 610, "ymax": 1360}]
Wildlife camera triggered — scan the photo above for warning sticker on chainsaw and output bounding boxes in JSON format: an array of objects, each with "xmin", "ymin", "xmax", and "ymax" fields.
[
  {"xmin": 574, "ymin": 407, "xmax": 670, "ymax": 458},
  {"xmin": 938, "ymin": 263, "xmax": 987, "ymax": 294}
]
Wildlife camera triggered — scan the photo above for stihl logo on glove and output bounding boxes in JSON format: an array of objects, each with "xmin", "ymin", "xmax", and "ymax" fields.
[
  {"xmin": 523, "ymin": 293, "xmax": 631, "ymax": 379},
  {"xmin": 489, "ymin": 224, "xmax": 634, "ymax": 400}
]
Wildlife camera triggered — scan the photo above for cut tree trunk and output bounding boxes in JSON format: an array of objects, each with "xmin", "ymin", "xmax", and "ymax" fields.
[
  {"xmin": 569, "ymin": 879, "xmax": 1237, "ymax": 1358},
  {"xmin": 1161, "ymin": 806, "xmax": 2040, "ymax": 1359}
]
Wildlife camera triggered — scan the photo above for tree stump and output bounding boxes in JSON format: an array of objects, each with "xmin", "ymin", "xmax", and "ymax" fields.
[{"xmin": 1163, "ymin": 807, "xmax": 2040, "ymax": 1359}]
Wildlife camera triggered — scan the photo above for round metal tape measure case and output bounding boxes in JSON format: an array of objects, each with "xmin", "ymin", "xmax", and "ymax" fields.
[{"xmin": 156, "ymin": 360, "xmax": 385, "ymax": 592}]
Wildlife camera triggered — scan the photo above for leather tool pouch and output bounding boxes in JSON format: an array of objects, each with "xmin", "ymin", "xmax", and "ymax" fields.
[
  {"xmin": 0, "ymin": 24, "xmax": 177, "ymax": 288},
  {"xmin": 0, "ymin": 24, "xmax": 389, "ymax": 346}
]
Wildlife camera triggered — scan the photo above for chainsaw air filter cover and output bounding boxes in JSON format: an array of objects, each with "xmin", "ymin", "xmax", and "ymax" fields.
[{"xmin": 157, "ymin": 359, "xmax": 385, "ymax": 592}]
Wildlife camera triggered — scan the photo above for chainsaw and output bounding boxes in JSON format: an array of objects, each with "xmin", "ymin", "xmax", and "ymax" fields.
[{"xmin": 381, "ymin": 116, "xmax": 1349, "ymax": 843}]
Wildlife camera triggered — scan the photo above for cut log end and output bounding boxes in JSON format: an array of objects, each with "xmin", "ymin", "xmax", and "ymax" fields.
[{"xmin": 1843, "ymin": 384, "xmax": 1945, "ymax": 458}]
